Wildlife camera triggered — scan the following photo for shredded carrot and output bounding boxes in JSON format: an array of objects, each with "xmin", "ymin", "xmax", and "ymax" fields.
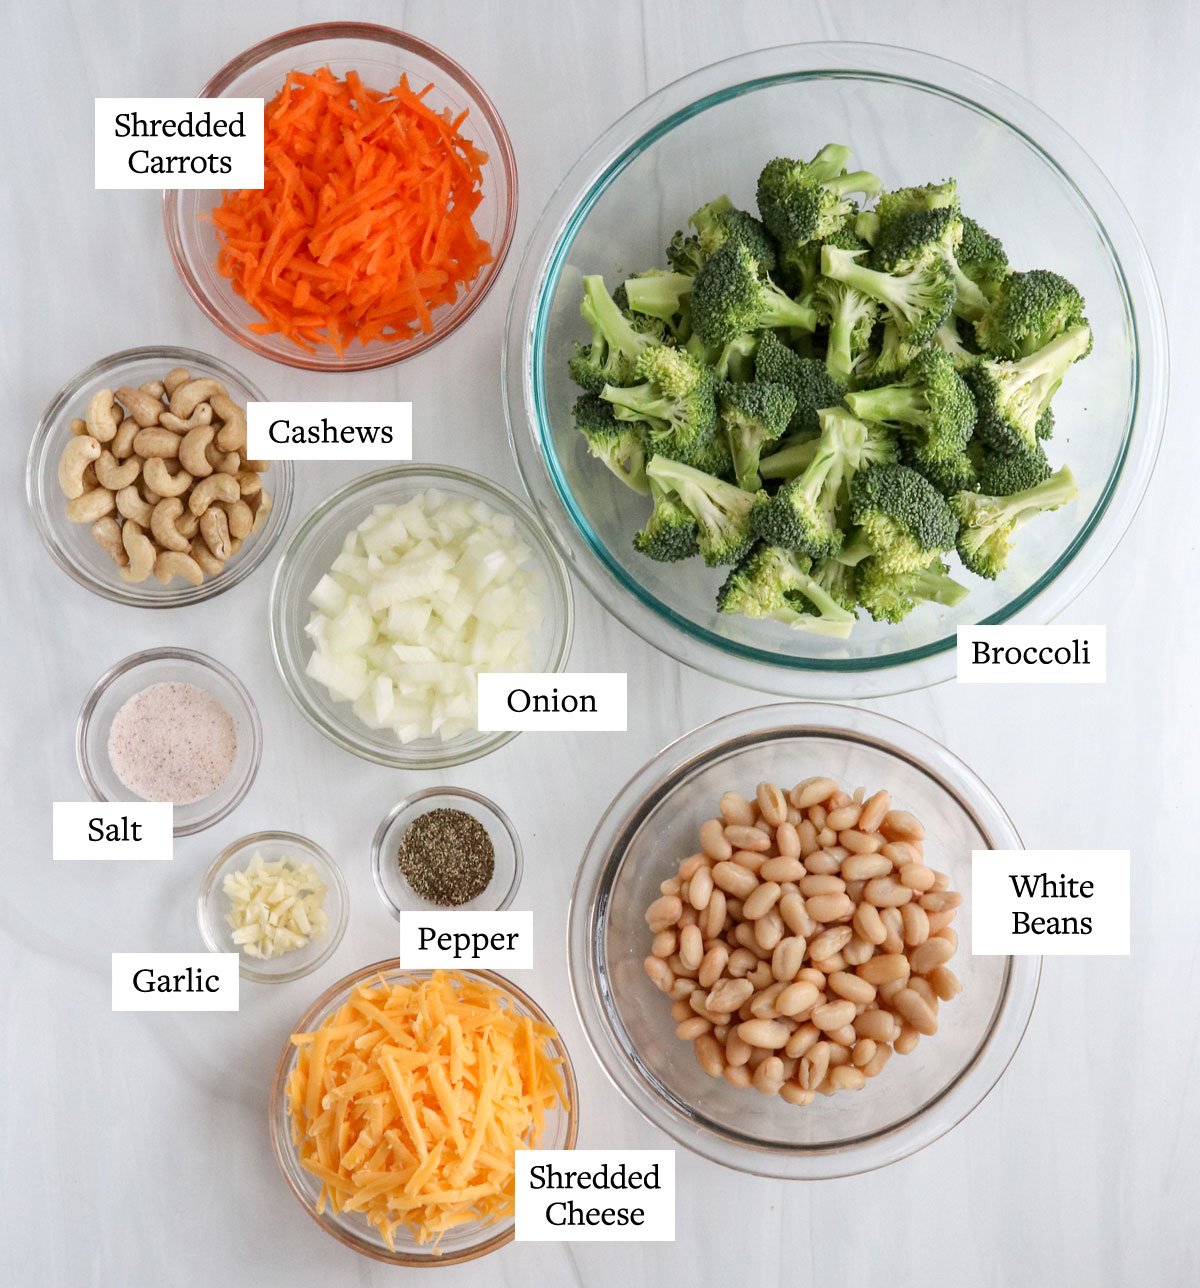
[{"xmin": 211, "ymin": 67, "xmax": 493, "ymax": 355}]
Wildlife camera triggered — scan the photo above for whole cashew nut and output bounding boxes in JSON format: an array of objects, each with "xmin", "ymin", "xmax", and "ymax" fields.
[
  {"xmin": 143, "ymin": 458, "xmax": 193, "ymax": 498},
  {"xmin": 224, "ymin": 498, "xmax": 253, "ymax": 540},
  {"xmin": 115, "ymin": 485, "xmax": 154, "ymax": 527},
  {"xmin": 91, "ymin": 517, "xmax": 128, "ymax": 568},
  {"xmin": 120, "ymin": 522, "xmax": 156, "ymax": 583},
  {"xmin": 112, "ymin": 416, "xmax": 139, "ymax": 459},
  {"xmin": 250, "ymin": 487, "xmax": 273, "ymax": 534},
  {"xmin": 150, "ymin": 498, "xmax": 192, "ymax": 552},
  {"xmin": 116, "ymin": 386, "xmax": 163, "ymax": 429},
  {"xmin": 66, "ymin": 486, "xmax": 116, "ymax": 524},
  {"xmin": 200, "ymin": 506, "xmax": 232, "ymax": 560},
  {"xmin": 236, "ymin": 470, "xmax": 261, "ymax": 499},
  {"xmin": 176, "ymin": 508, "xmax": 200, "ymax": 539},
  {"xmin": 160, "ymin": 404, "xmax": 213, "ymax": 434},
  {"xmin": 190, "ymin": 537, "xmax": 224, "ymax": 576},
  {"xmin": 188, "ymin": 472, "xmax": 239, "ymax": 515},
  {"xmin": 211, "ymin": 392, "xmax": 247, "ymax": 452},
  {"xmin": 94, "ymin": 450, "xmax": 141, "ymax": 491},
  {"xmin": 154, "ymin": 550, "xmax": 204, "ymax": 586},
  {"xmin": 178, "ymin": 426, "xmax": 215, "ymax": 478},
  {"xmin": 163, "ymin": 367, "xmax": 191, "ymax": 397},
  {"xmin": 70, "ymin": 417, "xmax": 88, "ymax": 436},
  {"xmin": 132, "ymin": 427, "xmax": 180, "ymax": 459},
  {"xmin": 57, "ymin": 435, "xmax": 101, "ymax": 499},
  {"xmin": 139, "ymin": 380, "xmax": 166, "ymax": 400},
  {"xmin": 169, "ymin": 377, "xmax": 226, "ymax": 420},
  {"xmin": 85, "ymin": 389, "xmax": 120, "ymax": 443}
]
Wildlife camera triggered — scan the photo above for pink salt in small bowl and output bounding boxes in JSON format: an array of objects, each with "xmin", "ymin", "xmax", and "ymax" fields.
[{"xmin": 76, "ymin": 648, "xmax": 262, "ymax": 837}]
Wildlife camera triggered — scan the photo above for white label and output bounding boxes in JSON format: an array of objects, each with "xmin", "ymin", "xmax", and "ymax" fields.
[
  {"xmin": 477, "ymin": 673, "xmax": 627, "ymax": 731},
  {"xmin": 972, "ymin": 850, "xmax": 1129, "ymax": 955},
  {"xmin": 112, "ymin": 953, "xmax": 240, "ymax": 1011},
  {"xmin": 957, "ymin": 625, "xmax": 1105, "ymax": 683},
  {"xmin": 399, "ymin": 911, "xmax": 533, "ymax": 969},
  {"xmin": 246, "ymin": 402, "xmax": 413, "ymax": 461},
  {"xmin": 53, "ymin": 802, "xmax": 173, "ymax": 860},
  {"xmin": 95, "ymin": 98, "xmax": 263, "ymax": 189},
  {"xmin": 515, "ymin": 1151, "xmax": 674, "ymax": 1241}
]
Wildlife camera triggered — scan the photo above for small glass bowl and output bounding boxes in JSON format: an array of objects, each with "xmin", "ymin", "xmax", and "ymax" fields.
[
  {"xmin": 164, "ymin": 22, "xmax": 517, "ymax": 372},
  {"xmin": 197, "ymin": 830, "xmax": 349, "ymax": 983},
  {"xmin": 76, "ymin": 648, "xmax": 262, "ymax": 837},
  {"xmin": 372, "ymin": 787, "xmax": 523, "ymax": 918},
  {"xmin": 269, "ymin": 962, "xmax": 578, "ymax": 1265},
  {"xmin": 26, "ymin": 346, "xmax": 293, "ymax": 608},
  {"xmin": 269, "ymin": 464, "xmax": 573, "ymax": 769}
]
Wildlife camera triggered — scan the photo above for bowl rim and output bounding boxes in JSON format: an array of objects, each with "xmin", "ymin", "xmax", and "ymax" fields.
[
  {"xmin": 504, "ymin": 40, "xmax": 1169, "ymax": 697},
  {"xmin": 371, "ymin": 785, "xmax": 525, "ymax": 920},
  {"xmin": 566, "ymin": 699, "xmax": 1041, "ymax": 1179},
  {"xmin": 197, "ymin": 828, "xmax": 350, "ymax": 982},
  {"xmin": 162, "ymin": 21, "xmax": 519, "ymax": 372},
  {"xmin": 268, "ymin": 961, "xmax": 579, "ymax": 1265},
  {"xmin": 267, "ymin": 462, "xmax": 575, "ymax": 769},
  {"xmin": 75, "ymin": 646, "xmax": 263, "ymax": 837},
  {"xmin": 26, "ymin": 345, "xmax": 293, "ymax": 607}
]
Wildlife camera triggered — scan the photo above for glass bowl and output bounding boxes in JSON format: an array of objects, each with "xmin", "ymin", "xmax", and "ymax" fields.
[
  {"xmin": 567, "ymin": 700, "xmax": 1040, "ymax": 1179},
  {"xmin": 164, "ymin": 22, "xmax": 517, "ymax": 372},
  {"xmin": 372, "ymin": 786, "xmax": 523, "ymax": 918},
  {"xmin": 76, "ymin": 648, "xmax": 262, "ymax": 837},
  {"xmin": 27, "ymin": 346, "xmax": 293, "ymax": 608},
  {"xmin": 198, "ymin": 830, "xmax": 349, "ymax": 983},
  {"xmin": 269, "ymin": 962, "xmax": 578, "ymax": 1265},
  {"xmin": 269, "ymin": 464, "xmax": 573, "ymax": 769},
  {"xmin": 504, "ymin": 43, "xmax": 1168, "ymax": 697}
]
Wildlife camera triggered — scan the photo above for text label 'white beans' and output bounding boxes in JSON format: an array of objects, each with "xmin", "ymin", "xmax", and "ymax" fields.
[
  {"xmin": 399, "ymin": 911, "xmax": 533, "ymax": 969},
  {"xmin": 476, "ymin": 673, "xmax": 628, "ymax": 731},
  {"xmin": 95, "ymin": 99, "xmax": 263, "ymax": 188},
  {"xmin": 956, "ymin": 625, "xmax": 1106, "ymax": 684},
  {"xmin": 111, "ymin": 953, "xmax": 239, "ymax": 1011},
  {"xmin": 971, "ymin": 850, "xmax": 1130, "ymax": 954},
  {"xmin": 515, "ymin": 1150, "xmax": 675, "ymax": 1241},
  {"xmin": 53, "ymin": 802, "xmax": 173, "ymax": 861},
  {"xmin": 246, "ymin": 403, "xmax": 413, "ymax": 460}
]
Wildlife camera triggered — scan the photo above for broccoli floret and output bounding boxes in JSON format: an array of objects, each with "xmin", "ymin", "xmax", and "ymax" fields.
[
  {"xmin": 716, "ymin": 543, "xmax": 856, "ymax": 637},
  {"xmin": 812, "ymin": 555, "xmax": 860, "ymax": 614},
  {"xmin": 569, "ymin": 275, "xmax": 662, "ymax": 392},
  {"xmin": 909, "ymin": 446, "xmax": 978, "ymax": 498},
  {"xmin": 850, "ymin": 462, "xmax": 960, "ymax": 572},
  {"xmin": 875, "ymin": 181, "xmax": 959, "ymax": 223},
  {"xmin": 713, "ymin": 333, "xmax": 759, "ymax": 383},
  {"xmin": 966, "ymin": 324, "xmax": 1093, "ymax": 458},
  {"xmin": 754, "ymin": 331, "xmax": 845, "ymax": 434},
  {"xmin": 863, "ymin": 318, "xmax": 926, "ymax": 380},
  {"xmin": 718, "ymin": 380, "xmax": 797, "ymax": 491},
  {"xmin": 696, "ymin": 204, "xmax": 778, "ymax": 276},
  {"xmin": 601, "ymin": 344, "xmax": 718, "ymax": 459},
  {"xmin": 816, "ymin": 222, "xmax": 879, "ymax": 383},
  {"xmin": 934, "ymin": 319, "xmax": 977, "ymax": 368},
  {"xmin": 610, "ymin": 282, "xmax": 674, "ymax": 344},
  {"xmin": 666, "ymin": 229, "xmax": 707, "ymax": 276},
  {"xmin": 975, "ymin": 444, "xmax": 1052, "ymax": 495},
  {"xmin": 974, "ymin": 269, "xmax": 1089, "ymax": 359},
  {"xmin": 1036, "ymin": 405, "xmax": 1054, "ymax": 441},
  {"xmin": 622, "ymin": 271, "xmax": 695, "ymax": 327},
  {"xmin": 871, "ymin": 205, "xmax": 960, "ymax": 274},
  {"xmin": 691, "ymin": 241, "xmax": 818, "ymax": 346},
  {"xmin": 951, "ymin": 465, "xmax": 1078, "ymax": 578},
  {"xmin": 757, "ymin": 147, "xmax": 882, "ymax": 250},
  {"xmin": 857, "ymin": 556, "xmax": 969, "ymax": 623},
  {"xmin": 777, "ymin": 240, "xmax": 822, "ymax": 299},
  {"xmin": 957, "ymin": 215, "xmax": 1009, "ymax": 295},
  {"xmin": 632, "ymin": 477, "xmax": 700, "ymax": 562},
  {"xmin": 645, "ymin": 455, "xmax": 756, "ymax": 566},
  {"xmin": 573, "ymin": 394, "xmax": 650, "ymax": 493},
  {"xmin": 821, "ymin": 244, "xmax": 956, "ymax": 346}
]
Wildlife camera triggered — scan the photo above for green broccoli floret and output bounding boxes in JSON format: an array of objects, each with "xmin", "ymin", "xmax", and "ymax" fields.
[
  {"xmin": 1036, "ymin": 405, "xmax": 1054, "ymax": 441},
  {"xmin": 757, "ymin": 147, "xmax": 882, "ymax": 249},
  {"xmin": 957, "ymin": 215, "xmax": 1009, "ymax": 295},
  {"xmin": 777, "ymin": 240, "xmax": 822, "ymax": 299},
  {"xmin": 966, "ymin": 324, "xmax": 1093, "ymax": 458},
  {"xmin": 909, "ymin": 447, "xmax": 977, "ymax": 498},
  {"xmin": 716, "ymin": 543, "xmax": 856, "ymax": 637},
  {"xmin": 875, "ymin": 181, "xmax": 959, "ymax": 223},
  {"xmin": 691, "ymin": 241, "xmax": 818, "ymax": 346},
  {"xmin": 573, "ymin": 394, "xmax": 650, "ymax": 493},
  {"xmin": 871, "ymin": 205, "xmax": 960, "ymax": 274},
  {"xmin": 622, "ymin": 271, "xmax": 695, "ymax": 326},
  {"xmin": 857, "ymin": 556, "xmax": 969, "ymax": 623},
  {"xmin": 568, "ymin": 275, "xmax": 661, "ymax": 392},
  {"xmin": 821, "ymin": 244, "xmax": 956, "ymax": 346},
  {"xmin": 718, "ymin": 380, "xmax": 797, "ymax": 491},
  {"xmin": 696, "ymin": 204, "xmax": 778, "ymax": 276},
  {"xmin": 934, "ymin": 319, "xmax": 977, "ymax": 368},
  {"xmin": 816, "ymin": 222, "xmax": 879, "ymax": 383},
  {"xmin": 754, "ymin": 331, "xmax": 845, "ymax": 434},
  {"xmin": 811, "ymin": 555, "xmax": 860, "ymax": 613},
  {"xmin": 632, "ymin": 477, "xmax": 700, "ymax": 562},
  {"xmin": 951, "ymin": 465, "xmax": 1078, "ymax": 578},
  {"xmin": 974, "ymin": 444, "xmax": 1052, "ymax": 495},
  {"xmin": 850, "ymin": 462, "xmax": 960, "ymax": 572},
  {"xmin": 601, "ymin": 344, "xmax": 718, "ymax": 459},
  {"xmin": 974, "ymin": 269, "xmax": 1089, "ymax": 359},
  {"xmin": 645, "ymin": 455, "xmax": 756, "ymax": 566},
  {"xmin": 713, "ymin": 333, "xmax": 758, "ymax": 383}
]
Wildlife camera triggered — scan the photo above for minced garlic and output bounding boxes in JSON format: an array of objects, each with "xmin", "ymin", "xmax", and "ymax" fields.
[{"xmin": 222, "ymin": 852, "xmax": 328, "ymax": 959}]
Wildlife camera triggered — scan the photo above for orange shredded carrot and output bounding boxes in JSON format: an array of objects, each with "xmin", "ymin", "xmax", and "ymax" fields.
[{"xmin": 211, "ymin": 67, "xmax": 493, "ymax": 355}]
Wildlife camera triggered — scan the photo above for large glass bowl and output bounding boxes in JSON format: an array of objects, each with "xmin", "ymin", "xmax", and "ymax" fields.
[
  {"xmin": 505, "ymin": 43, "xmax": 1168, "ymax": 696},
  {"xmin": 165, "ymin": 22, "xmax": 517, "ymax": 372},
  {"xmin": 567, "ymin": 701, "xmax": 1039, "ymax": 1179}
]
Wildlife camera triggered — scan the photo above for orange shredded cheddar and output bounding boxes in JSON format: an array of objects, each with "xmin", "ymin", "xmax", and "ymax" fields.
[
  {"xmin": 211, "ymin": 67, "xmax": 493, "ymax": 356},
  {"xmin": 286, "ymin": 972, "xmax": 567, "ymax": 1250}
]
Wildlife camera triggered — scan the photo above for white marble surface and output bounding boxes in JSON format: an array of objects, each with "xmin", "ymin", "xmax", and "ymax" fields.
[{"xmin": 1, "ymin": 1, "xmax": 1192, "ymax": 1284}]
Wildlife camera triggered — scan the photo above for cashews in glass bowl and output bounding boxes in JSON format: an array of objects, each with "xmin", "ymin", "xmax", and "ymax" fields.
[{"xmin": 27, "ymin": 346, "xmax": 294, "ymax": 607}]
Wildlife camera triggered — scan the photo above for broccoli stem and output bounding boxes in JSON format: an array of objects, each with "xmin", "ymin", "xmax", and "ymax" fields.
[
  {"xmin": 911, "ymin": 565, "xmax": 969, "ymax": 606},
  {"xmin": 581, "ymin": 275, "xmax": 651, "ymax": 362},
  {"xmin": 624, "ymin": 272, "xmax": 694, "ymax": 320},
  {"xmin": 827, "ymin": 169, "xmax": 882, "ymax": 200},
  {"xmin": 758, "ymin": 287, "xmax": 818, "ymax": 333},
  {"xmin": 844, "ymin": 383, "xmax": 930, "ymax": 428},
  {"xmin": 759, "ymin": 437, "xmax": 820, "ymax": 480}
]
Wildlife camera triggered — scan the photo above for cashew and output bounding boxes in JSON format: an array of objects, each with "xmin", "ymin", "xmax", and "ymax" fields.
[
  {"xmin": 170, "ymin": 377, "xmax": 226, "ymax": 420},
  {"xmin": 116, "ymin": 484, "xmax": 154, "ymax": 527},
  {"xmin": 81, "ymin": 463, "xmax": 99, "ymax": 490},
  {"xmin": 188, "ymin": 472, "xmax": 239, "ymax": 515},
  {"xmin": 190, "ymin": 537, "xmax": 224, "ymax": 576},
  {"xmin": 200, "ymin": 505, "xmax": 232, "ymax": 560},
  {"xmin": 163, "ymin": 367, "xmax": 191, "ymax": 397},
  {"xmin": 140, "ymin": 480, "xmax": 162, "ymax": 505},
  {"xmin": 116, "ymin": 386, "xmax": 163, "ymax": 428},
  {"xmin": 211, "ymin": 392, "xmax": 247, "ymax": 452},
  {"xmin": 224, "ymin": 498, "xmax": 253, "ymax": 540},
  {"xmin": 178, "ymin": 426, "xmax": 215, "ymax": 478},
  {"xmin": 91, "ymin": 517, "xmax": 128, "ymax": 568},
  {"xmin": 216, "ymin": 451, "xmax": 241, "ymax": 476},
  {"xmin": 94, "ymin": 450, "xmax": 141, "ymax": 491},
  {"xmin": 150, "ymin": 497, "xmax": 192, "ymax": 552},
  {"xmin": 70, "ymin": 417, "xmax": 88, "ymax": 436},
  {"xmin": 143, "ymin": 457, "xmax": 193, "ymax": 498},
  {"xmin": 120, "ymin": 522, "xmax": 156, "ymax": 582},
  {"xmin": 57, "ymin": 435, "xmax": 101, "ymax": 499},
  {"xmin": 250, "ymin": 487, "xmax": 273, "ymax": 533},
  {"xmin": 112, "ymin": 416, "xmax": 139, "ymax": 459},
  {"xmin": 132, "ymin": 427, "xmax": 180, "ymax": 459},
  {"xmin": 176, "ymin": 508, "xmax": 200, "ymax": 539},
  {"xmin": 160, "ymin": 404, "xmax": 213, "ymax": 434},
  {"xmin": 85, "ymin": 389, "xmax": 120, "ymax": 443},
  {"xmin": 139, "ymin": 380, "xmax": 166, "ymax": 399},
  {"xmin": 236, "ymin": 470, "xmax": 261, "ymax": 499},
  {"xmin": 66, "ymin": 486, "xmax": 116, "ymax": 524},
  {"xmin": 243, "ymin": 458, "xmax": 269, "ymax": 472},
  {"xmin": 154, "ymin": 550, "xmax": 204, "ymax": 586}
]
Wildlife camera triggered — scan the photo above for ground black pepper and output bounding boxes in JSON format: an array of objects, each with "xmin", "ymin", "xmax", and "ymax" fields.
[{"xmin": 397, "ymin": 808, "xmax": 496, "ymax": 906}]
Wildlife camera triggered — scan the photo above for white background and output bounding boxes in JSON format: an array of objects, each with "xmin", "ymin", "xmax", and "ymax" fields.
[{"xmin": 2, "ymin": 1, "xmax": 1193, "ymax": 1285}]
